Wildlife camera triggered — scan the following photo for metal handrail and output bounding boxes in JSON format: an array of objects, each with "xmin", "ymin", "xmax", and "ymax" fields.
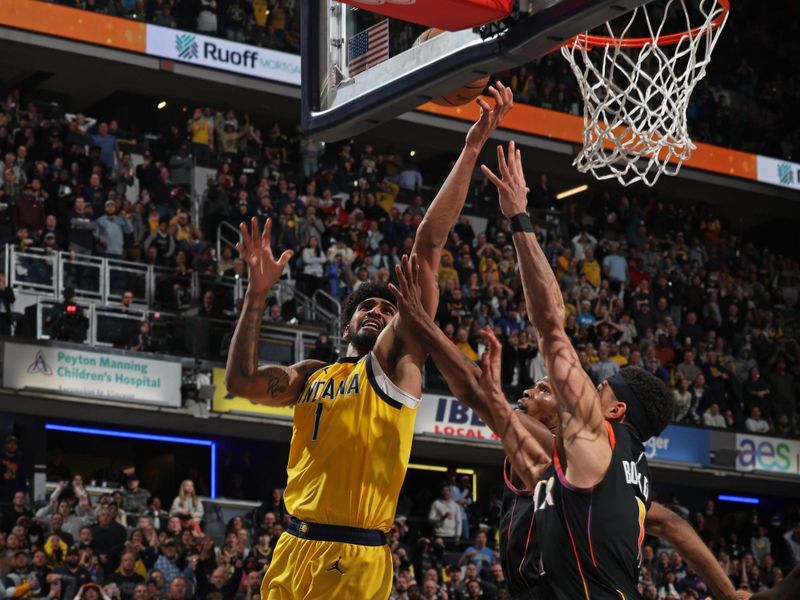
[
  {"xmin": 311, "ymin": 288, "xmax": 342, "ymax": 351},
  {"xmin": 92, "ymin": 307, "xmax": 146, "ymax": 347},
  {"xmin": 191, "ymin": 193, "xmax": 203, "ymax": 231},
  {"xmin": 217, "ymin": 222, "xmax": 242, "ymax": 266},
  {"xmin": 311, "ymin": 288, "xmax": 341, "ymax": 322},
  {"xmin": 0, "ymin": 244, "xmax": 8, "ymax": 280},
  {"xmin": 7, "ymin": 245, "xmax": 58, "ymax": 295},
  {"xmin": 58, "ymin": 253, "xmax": 105, "ymax": 300},
  {"xmin": 6, "ymin": 244, "xmax": 341, "ymax": 332},
  {"xmin": 104, "ymin": 256, "xmax": 151, "ymax": 304}
]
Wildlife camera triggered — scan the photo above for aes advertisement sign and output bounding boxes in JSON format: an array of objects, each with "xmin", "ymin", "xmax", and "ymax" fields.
[
  {"xmin": 1, "ymin": 341, "xmax": 181, "ymax": 407},
  {"xmin": 735, "ymin": 433, "xmax": 800, "ymax": 477},
  {"xmin": 146, "ymin": 26, "xmax": 301, "ymax": 85}
]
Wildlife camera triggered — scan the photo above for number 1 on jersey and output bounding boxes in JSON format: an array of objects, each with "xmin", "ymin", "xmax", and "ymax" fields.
[{"xmin": 312, "ymin": 403, "xmax": 324, "ymax": 441}]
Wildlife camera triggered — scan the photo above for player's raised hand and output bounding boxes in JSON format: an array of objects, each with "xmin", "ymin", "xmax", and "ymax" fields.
[
  {"xmin": 235, "ymin": 217, "xmax": 293, "ymax": 299},
  {"xmin": 465, "ymin": 81, "xmax": 514, "ymax": 149},
  {"xmin": 481, "ymin": 140, "xmax": 529, "ymax": 219},
  {"xmin": 388, "ymin": 254, "xmax": 430, "ymax": 328},
  {"xmin": 478, "ymin": 326, "xmax": 503, "ymax": 390}
]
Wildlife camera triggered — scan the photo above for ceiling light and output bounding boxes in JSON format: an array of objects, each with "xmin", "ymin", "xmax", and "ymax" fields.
[
  {"xmin": 556, "ymin": 184, "xmax": 589, "ymax": 200},
  {"xmin": 157, "ymin": 101, "xmax": 167, "ymax": 110}
]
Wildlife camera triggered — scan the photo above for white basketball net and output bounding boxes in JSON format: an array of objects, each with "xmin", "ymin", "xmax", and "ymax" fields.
[{"xmin": 561, "ymin": 0, "xmax": 729, "ymax": 187}]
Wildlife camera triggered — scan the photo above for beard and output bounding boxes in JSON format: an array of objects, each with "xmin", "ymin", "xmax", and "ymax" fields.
[{"xmin": 348, "ymin": 327, "xmax": 380, "ymax": 352}]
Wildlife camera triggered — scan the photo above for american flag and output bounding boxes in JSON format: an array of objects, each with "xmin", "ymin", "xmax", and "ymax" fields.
[{"xmin": 347, "ymin": 19, "xmax": 390, "ymax": 77}]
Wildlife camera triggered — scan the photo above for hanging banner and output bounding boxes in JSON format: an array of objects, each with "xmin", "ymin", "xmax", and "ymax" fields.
[
  {"xmin": 1, "ymin": 341, "xmax": 181, "ymax": 407},
  {"xmin": 735, "ymin": 433, "xmax": 800, "ymax": 477},
  {"xmin": 643, "ymin": 425, "xmax": 709, "ymax": 466},
  {"xmin": 416, "ymin": 393, "xmax": 499, "ymax": 442},
  {"xmin": 756, "ymin": 156, "xmax": 800, "ymax": 192},
  {"xmin": 145, "ymin": 25, "xmax": 301, "ymax": 85}
]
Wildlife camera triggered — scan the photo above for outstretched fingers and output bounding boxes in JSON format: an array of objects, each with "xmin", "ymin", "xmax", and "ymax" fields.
[
  {"xmin": 238, "ymin": 221, "xmax": 252, "ymax": 255},
  {"xmin": 261, "ymin": 216, "xmax": 272, "ymax": 249},
  {"xmin": 497, "ymin": 144, "xmax": 512, "ymax": 181},
  {"xmin": 487, "ymin": 84, "xmax": 502, "ymax": 109},
  {"xmin": 408, "ymin": 253, "xmax": 421, "ymax": 287},
  {"xmin": 480, "ymin": 164, "xmax": 504, "ymax": 191},
  {"xmin": 506, "ymin": 141, "xmax": 517, "ymax": 176},
  {"xmin": 401, "ymin": 254, "xmax": 418, "ymax": 296},
  {"xmin": 512, "ymin": 147, "xmax": 525, "ymax": 184},
  {"xmin": 492, "ymin": 81, "xmax": 513, "ymax": 118},
  {"xmin": 389, "ymin": 259, "xmax": 409, "ymax": 303},
  {"xmin": 276, "ymin": 249, "xmax": 293, "ymax": 267},
  {"xmin": 250, "ymin": 216, "xmax": 260, "ymax": 248},
  {"xmin": 480, "ymin": 326, "xmax": 503, "ymax": 385}
]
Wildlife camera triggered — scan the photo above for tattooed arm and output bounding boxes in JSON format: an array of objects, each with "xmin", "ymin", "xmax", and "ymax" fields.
[
  {"xmin": 224, "ymin": 217, "xmax": 324, "ymax": 406},
  {"xmin": 225, "ymin": 294, "xmax": 323, "ymax": 406}
]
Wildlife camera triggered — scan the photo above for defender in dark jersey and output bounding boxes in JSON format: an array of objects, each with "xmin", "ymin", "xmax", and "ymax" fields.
[
  {"xmin": 498, "ymin": 380, "xmax": 556, "ymax": 599},
  {"xmin": 388, "ymin": 258, "xmax": 747, "ymax": 600},
  {"xmin": 500, "ymin": 379, "xmax": 745, "ymax": 600},
  {"xmin": 479, "ymin": 142, "xmax": 675, "ymax": 599}
]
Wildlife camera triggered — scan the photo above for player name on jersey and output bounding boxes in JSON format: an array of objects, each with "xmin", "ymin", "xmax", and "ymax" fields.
[{"xmin": 298, "ymin": 372, "xmax": 361, "ymax": 404}]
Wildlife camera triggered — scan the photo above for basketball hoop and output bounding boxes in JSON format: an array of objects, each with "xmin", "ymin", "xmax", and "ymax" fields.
[{"xmin": 561, "ymin": 0, "xmax": 730, "ymax": 187}]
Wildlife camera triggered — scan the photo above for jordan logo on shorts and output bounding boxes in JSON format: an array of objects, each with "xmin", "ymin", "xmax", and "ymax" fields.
[{"xmin": 327, "ymin": 557, "xmax": 344, "ymax": 575}]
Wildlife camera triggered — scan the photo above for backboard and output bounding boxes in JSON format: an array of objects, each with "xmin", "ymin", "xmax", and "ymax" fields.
[{"xmin": 300, "ymin": 0, "xmax": 653, "ymax": 141}]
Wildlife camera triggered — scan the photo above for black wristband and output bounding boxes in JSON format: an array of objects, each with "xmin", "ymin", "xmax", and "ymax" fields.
[{"xmin": 509, "ymin": 212, "xmax": 534, "ymax": 233}]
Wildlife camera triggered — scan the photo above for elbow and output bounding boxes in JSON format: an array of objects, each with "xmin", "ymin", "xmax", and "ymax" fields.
[
  {"xmin": 415, "ymin": 220, "xmax": 447, "ymax": 250},
  {"xmin": 224, "ymin": 372, "xmax": 246, "ymax": 398}
]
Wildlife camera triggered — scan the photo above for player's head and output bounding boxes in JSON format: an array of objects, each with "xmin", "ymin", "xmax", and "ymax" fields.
[
  {"xmin": 341, "ymin": 282, "xmax": 397, "ymax": 353},
  {"xmin": 516, "ymin": 377, "xmax": 558, "ymax": 433},
  {"xmin": 599, "ymin": 367, "xmax": 674, "ymax": 441}
]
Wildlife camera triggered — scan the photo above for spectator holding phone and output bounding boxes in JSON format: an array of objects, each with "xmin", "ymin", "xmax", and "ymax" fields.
[{"xmin": 427, "ymin": 484, "xmax": 462, "ymax": 548}]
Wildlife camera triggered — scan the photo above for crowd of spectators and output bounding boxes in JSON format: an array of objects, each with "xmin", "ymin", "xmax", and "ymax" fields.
[
  {"xmin": 0, "ymin": 82, "xmax": 799, "ymax": 434},
  {"xmin": 49, "ymin": 0, "xmax": 299, "ymax": 53},
  {"xmin": 1, "ymin": 437, "xmax": 798, "ymax": 600},
  {"xmin": 46, "ymin": 0, "xmax": 800, "ymax": 161},
  {"xmin": 409, "ymin": 482, "xmax": 800, "ymax": 599}
]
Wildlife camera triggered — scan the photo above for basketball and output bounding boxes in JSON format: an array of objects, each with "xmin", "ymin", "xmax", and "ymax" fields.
[{"xmin": 414, "ymin": 28, "xmax": 490, "ymax": 107}]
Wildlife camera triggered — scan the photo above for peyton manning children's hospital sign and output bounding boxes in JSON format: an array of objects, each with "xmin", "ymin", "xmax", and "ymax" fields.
[{"xmin": 1, "ymin": 342, "xmax": 181, "ymax": 407}]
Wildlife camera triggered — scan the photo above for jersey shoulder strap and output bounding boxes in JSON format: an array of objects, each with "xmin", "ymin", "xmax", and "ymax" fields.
[{"xmin": 365, "ymin": 352, "xmax": 421, "ymax": 410}]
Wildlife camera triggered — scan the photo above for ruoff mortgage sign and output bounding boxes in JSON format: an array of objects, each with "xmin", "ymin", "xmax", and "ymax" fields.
[
  {"xmin": 1, "ymin": 341, "xmax": 181, "ymax": 407},
  {"xmin": 146, "ymin": 25, "xmax": 301, "ymax": 85}
]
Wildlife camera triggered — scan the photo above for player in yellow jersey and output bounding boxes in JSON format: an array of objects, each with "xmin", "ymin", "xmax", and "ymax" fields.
[{"xmin": 224, "ymin": 83, "xmax": 514, "ymax": 600}]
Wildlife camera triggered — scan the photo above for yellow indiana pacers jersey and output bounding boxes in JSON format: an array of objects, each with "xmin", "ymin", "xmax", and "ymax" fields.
[{"xmin": 283, "ymin": 353, "xmax": 420, "ymax": 532}]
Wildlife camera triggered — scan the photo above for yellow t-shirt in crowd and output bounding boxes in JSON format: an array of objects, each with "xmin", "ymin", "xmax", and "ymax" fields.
[
  {"xmin": 438, "ymin": 266, "xmax": 459, "ymax": 290},
  {"xmin": 190, "ymin": 117, "xmax": 211, "ymax": 146},
  {"xmin": 376, "ymin": 181, "xmax": 399, "ymax": 213},
  {"xmin": 581, "ymin": 259, "xmax": 601, "ymax": 288}
]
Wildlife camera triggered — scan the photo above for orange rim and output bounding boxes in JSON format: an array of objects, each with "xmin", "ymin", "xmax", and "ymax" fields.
[{"xmin": 568, "ymin": 0, "xmax": 729, "ymax": 49}]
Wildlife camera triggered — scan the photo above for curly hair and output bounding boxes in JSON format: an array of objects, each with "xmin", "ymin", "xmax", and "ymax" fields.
[
  {"xmin": 619, "ymin": 366, "xmax": 675, "ymax": 438},
  {"xmin": 340, "ymin": 282, "xmax": 396, "ymax": 334}
]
